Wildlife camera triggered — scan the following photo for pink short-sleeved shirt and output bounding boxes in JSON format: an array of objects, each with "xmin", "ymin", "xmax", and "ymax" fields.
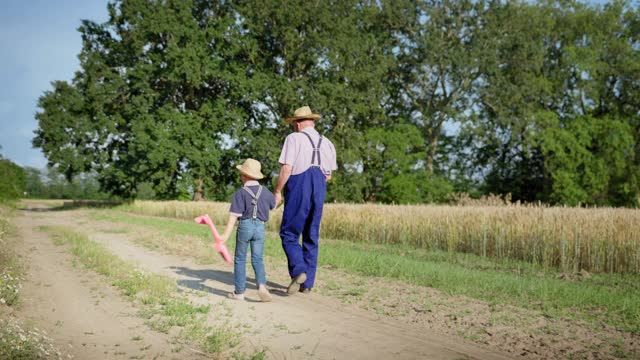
[{"xmin": 278, "ymin": 127, "xmax": 337, "ymax": 176}]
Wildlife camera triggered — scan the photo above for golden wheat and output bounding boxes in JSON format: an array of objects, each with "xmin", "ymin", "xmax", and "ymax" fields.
[{"xmin": 120, "ymin": 201, "xmax": 640, "ymax": 274}]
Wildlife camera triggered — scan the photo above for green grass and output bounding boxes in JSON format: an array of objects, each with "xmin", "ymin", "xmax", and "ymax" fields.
[
  {"xmin": 41, "ymin": 225, "xmax": 240, "ymax": 356},
  {"xmin": 93, "ymin": 209, "xmax": 640, "ymax": 333},
  {"xmin": 0, "ymin": 317, "xmax": 62, "ymax": 360},
  {"xmin": 321, "ymin": 241, "xmax": 640, "ymax": 332},
  {"xmin": 203, "ymin": 328, "xmax": 240, "ymax": 354},
  {"xmin": 0, "ymin": 210, "xmax": 23, "ymax": 307},
  {"xmin": 0, "ymin": 215, "xmax": 21, "ymax": 307}
]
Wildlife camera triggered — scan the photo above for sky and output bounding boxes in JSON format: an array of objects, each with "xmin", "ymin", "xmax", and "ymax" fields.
[
  {"xmin": 0, "ymin": 0, "xmax": 109, "ymax": 168},
  {"xmin": 0, "ymin": 0, "xmax": 617, "ymax": 169}
]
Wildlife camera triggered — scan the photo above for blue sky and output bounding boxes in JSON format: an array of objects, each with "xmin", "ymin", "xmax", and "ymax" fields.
[
  {"xmin": 0, "ymin": 0, "xmax": 617, "ymax": 169},
  {"xmin": 0, "ymin": 0, "xmax": 108, "ymax": 168}
]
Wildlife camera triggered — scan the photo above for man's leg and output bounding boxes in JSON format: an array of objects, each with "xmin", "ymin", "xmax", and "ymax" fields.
[
  {"xmin": 300, "ymin": 214, "xmax": 319, "ymax": 289},
  {"xmin": 300, "ymin": 168, "xmax": 327, "ymax": 290},
  {"xmin": 280, "ymin": 172, "xmax": 312, "ymax": 278}
]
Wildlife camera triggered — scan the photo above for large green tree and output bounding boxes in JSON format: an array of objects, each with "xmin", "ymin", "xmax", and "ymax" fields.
[
  {"xmin": 235, "ymin": 0, "xmax": 406, "ymax": 202},
  {"xmin": 391, "ymin": 0, "xmax": 498, "ymax": 176},
  {"xmin": 35, "ymin": 0, "xmax": 249, "ymax": 200}
]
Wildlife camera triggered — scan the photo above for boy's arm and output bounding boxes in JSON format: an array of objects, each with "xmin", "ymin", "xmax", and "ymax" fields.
[
  {"xmin": 269, "ymin": 192, "xmax": 276, "ymax": 210},
  {"xmin": 219, "ymin": 214, "xmax": 239, "ymax": 243}
]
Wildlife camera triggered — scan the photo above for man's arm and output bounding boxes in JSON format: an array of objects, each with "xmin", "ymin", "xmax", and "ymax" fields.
[{"xmin": 274, "ymin": 164, "xmax": 293, "ymax": 206}]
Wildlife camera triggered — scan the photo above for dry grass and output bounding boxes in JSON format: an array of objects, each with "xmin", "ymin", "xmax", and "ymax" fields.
[{"xmin": 120, "ymin": 201, "xmax": 640, "ymax": 274}]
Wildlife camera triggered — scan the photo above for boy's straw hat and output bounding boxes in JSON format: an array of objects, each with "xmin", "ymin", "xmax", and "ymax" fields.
[
  {"xmin": 236, "ymin": 158, "xmax": 265, "ymax": 179},
  {"xmin": 285, "ymin": 106, "xmax": 321, "ymax": 124}
]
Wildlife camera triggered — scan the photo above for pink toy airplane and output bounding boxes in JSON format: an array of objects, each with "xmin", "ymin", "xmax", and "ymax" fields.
[{"xmin": 194, "ymin": 214, "xmax": 232, "ymax": 264}]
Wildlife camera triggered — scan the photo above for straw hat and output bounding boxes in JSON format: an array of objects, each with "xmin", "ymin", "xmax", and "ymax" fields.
[
  {"xmin": 236, "ymin": 158, "xmax": 265, "ymax": 179},
  {"xmin": 285, "ymin": 106, "xmax": 321, "ymax": 124}
]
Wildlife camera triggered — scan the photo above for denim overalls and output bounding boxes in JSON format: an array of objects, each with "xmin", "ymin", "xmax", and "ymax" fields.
[{"xmin": 280, "ymin": 132, "xmax": 327, "ymax": 289}]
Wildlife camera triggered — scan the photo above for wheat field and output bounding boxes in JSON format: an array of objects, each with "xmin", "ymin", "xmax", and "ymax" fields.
[{"xmin": 117, "ymin": 201, "xmax": 640, "ymax": 274}]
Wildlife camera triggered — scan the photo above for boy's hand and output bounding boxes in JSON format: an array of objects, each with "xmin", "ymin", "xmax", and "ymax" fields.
[{"xmin": 218, "ymin": 214, "xmax": 238, "ymax": 244}]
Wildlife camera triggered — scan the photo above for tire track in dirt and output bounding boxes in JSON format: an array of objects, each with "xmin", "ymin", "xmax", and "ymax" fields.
[
  {"xmin": 13, "ymin": 206, "xmax": 198, "ymax": 359},
  {"xmin": 26, "ymin": 207, "xmax": 515, "ymax": 360}
]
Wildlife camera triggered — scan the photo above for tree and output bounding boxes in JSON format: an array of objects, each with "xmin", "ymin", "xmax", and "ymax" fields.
[
  {"xmin": 236, "ymin": 0, "xmax": 400, "ymax": 202},
  {"xmin": 463, "ymin": 0, "xmax": 640, "ymax": 206},
  {"xmin": 391, "ymin": 0, "xmax": 497, "ymax": 176},
  {"xmin": 0, "ymin": 149, "xmax": 26, "ymax": 202},
  {"xmin": 35, "ymin": 0, "xmax": 250, "ymax": 200}
]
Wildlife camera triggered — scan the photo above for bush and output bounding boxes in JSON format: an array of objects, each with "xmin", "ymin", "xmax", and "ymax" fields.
[{"xmin": 0, "ymin": 158, "xmax": 25, "ymax": 202}]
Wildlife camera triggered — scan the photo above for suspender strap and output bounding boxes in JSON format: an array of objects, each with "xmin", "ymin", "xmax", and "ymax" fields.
[
  {"xmin": 301, "ymin": 132, "xmax": 323, "ymax": 167},
  {"xmin": 242, "ymin": 185, "xmax": 263, "ymax": 219}
]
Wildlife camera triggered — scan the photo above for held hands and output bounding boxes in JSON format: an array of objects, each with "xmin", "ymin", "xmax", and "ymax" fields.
[{"xmin": 275, "ymin": 192, "xmax": 282, "ymax": 207}]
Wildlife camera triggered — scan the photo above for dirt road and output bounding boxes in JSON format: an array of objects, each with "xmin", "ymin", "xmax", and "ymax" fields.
[
  {"xmin": 13, "ymin": 203, "xmax": 512, "ymax": 359},
  {"xmin": 14, "ymin": 208, "xmax": 185, "ymax": 359}
]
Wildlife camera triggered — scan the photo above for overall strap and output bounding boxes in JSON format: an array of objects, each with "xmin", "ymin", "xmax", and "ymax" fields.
[
  {"xmin": 242, "ymin": 185, "xmax": 263, "ymax": 219},
  {"xmin": 301, "ymin": 131, "xmax": 323, "ymax": 167}
]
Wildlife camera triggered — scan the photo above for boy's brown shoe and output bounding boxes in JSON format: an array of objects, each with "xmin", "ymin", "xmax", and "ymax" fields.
[
  {"xmin": 258, "ymin": 285, "xmax": 272, "ymax": 302},
  {"xmin": 287, "ymin": 273, "xmax": 307, "ymax": 295},
  {"xmin": 227, "ymin": 292, "xmax": 245, "ymax": 300}
]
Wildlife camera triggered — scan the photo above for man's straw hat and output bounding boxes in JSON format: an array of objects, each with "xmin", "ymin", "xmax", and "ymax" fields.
[
  {"xmin": 285, "ymin": 106, "xmax": 321, "ymax": 124},
  {"xmin": 236, "ymin": 158, "xmax": 265, "ymax": 179}
]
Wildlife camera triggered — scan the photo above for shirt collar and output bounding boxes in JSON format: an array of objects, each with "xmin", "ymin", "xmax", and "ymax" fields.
[
  {"xmin": 244, "ymin": 180, "xmax": 259, "ymax": 186},
  {"xmin": 301, "ymin": 127, "xmax": 319, "ymax": 136}
]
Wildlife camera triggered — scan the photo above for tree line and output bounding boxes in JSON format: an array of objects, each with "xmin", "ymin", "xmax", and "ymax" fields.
[
  {"xmin": 33, "ymin": 0, "xmax": 640, "ymax": 206},
  {"xmin": 0, "ymin": 150, "xmax": 116, "ymax": 202}
]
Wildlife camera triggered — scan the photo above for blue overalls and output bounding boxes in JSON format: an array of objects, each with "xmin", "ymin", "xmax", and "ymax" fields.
[{"xmin": 280, "ymin": 132, "xmax": 327, "ymax": 289}]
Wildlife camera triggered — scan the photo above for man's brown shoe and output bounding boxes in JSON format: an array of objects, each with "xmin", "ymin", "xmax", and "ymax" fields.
[{"xmin": 287, "ymin": 273, "xmax": 307, "ymax": 294}]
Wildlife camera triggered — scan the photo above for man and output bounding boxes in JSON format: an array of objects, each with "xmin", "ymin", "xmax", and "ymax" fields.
[{"xmin": 275, "ymin": 106, "xmax": 337, "ymax": 294}]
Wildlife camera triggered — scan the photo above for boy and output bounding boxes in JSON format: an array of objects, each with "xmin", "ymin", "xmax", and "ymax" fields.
[{"xmin": 219, "ymin": 158, "xmax": 276, "ymax": 302}]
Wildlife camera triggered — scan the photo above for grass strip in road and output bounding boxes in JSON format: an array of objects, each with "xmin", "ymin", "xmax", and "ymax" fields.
[
  {"xmin": 40, "ymin": 225, "xmax": 245, "ymax": 357},
  {"xmin": 91, "ymin": 209, "xmax": 640, "ymax": 334}
]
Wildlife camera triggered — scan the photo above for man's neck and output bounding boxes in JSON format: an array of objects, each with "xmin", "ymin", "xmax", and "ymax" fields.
[{"xmin": 296, "ymin": 121, "xmax": 315, "ymax": 132}]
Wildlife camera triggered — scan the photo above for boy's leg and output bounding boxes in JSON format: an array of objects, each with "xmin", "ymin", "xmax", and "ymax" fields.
[
  {"xmin": 233, "ymin": 220, "xmax": 251, "ymax": 294},
  {"xmin": 249, "ymin": 221, "xmax": 266, "ymax": 286},
  {"xmin": 250, "ymin": 222, "xmax": 272, "ymax": 302}
]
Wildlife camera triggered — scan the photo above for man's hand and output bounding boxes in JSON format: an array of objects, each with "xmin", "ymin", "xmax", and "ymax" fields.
[{"xmin": 274, "ymin": 164, "xmax": 292, "ymax": 207}]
